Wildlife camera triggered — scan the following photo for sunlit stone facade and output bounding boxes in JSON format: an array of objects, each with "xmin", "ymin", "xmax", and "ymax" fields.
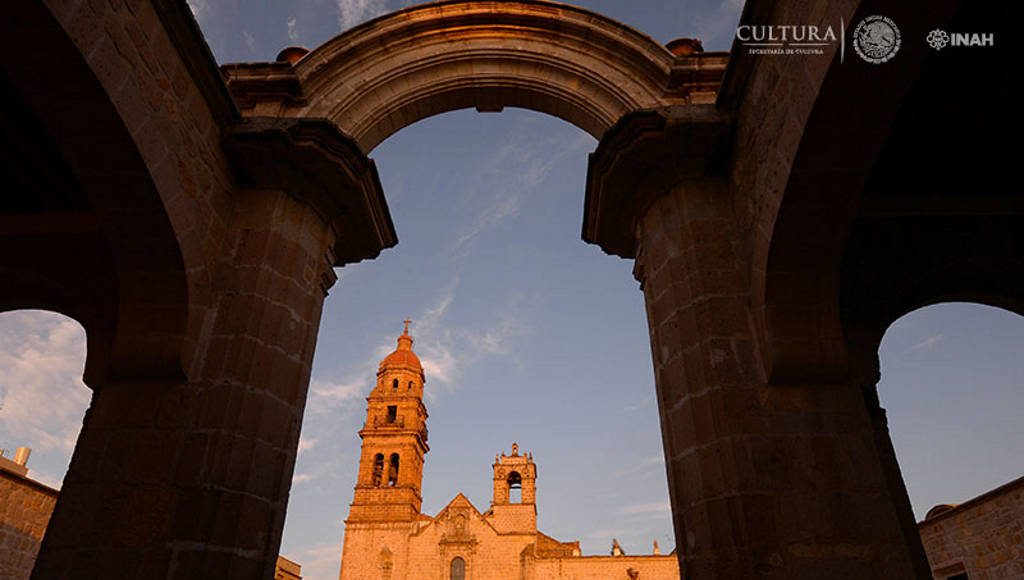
[{"xmin": 338, "ymin": 325, "xmax": 680, "ymax": 580}]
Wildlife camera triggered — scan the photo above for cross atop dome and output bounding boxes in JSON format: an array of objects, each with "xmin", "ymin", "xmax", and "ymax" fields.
[
  {"xmin": 379, "ymin": 320, "xmax": 422, "ymax": 376},
  {"xmin": 396, "ymin": 319, "xmax": 414, "ymax": 351}
]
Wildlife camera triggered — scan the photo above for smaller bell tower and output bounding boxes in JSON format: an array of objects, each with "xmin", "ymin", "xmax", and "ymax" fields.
[
  {"xmin": 347, "ymin": 321, "xmax": 429, "ymax": 522},
  {"xmin": 488, "ymin": 443, "xmax": 537, "ymax": 533}
]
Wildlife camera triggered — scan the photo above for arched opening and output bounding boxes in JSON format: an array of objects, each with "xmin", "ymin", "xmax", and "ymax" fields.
[
  {"xmin": 392, "ymin": 378, "xmax": 399, "ymax": 391},
  {"xmin": 877, "ymin": 303, "xmax": 1024, "ymax": 518},
  {"xmin": 372, "ymin": 453, "xmax": 385, "ymax": 487},
  {"xmin": 285, "ymin": 107, "xmax": 675, "ymax": 563},
  {"xmin": 231, "ymin": 0, "xmax": 725, "ymax": 570},
  {"xmin": 388, "ymin": 453, "xmax": 400, "ymax": 487},
  {"xmin": 450, "ymin": 556, "xmax": 466, "ymax": 580},
  {"xmin": 0, "ymin": 310, "xmax": 90, "ymax": 487},
  {"xmin": 0, "ymin": 309, "xmax": 91, "ymax": 573},
  {"xmin": 869, "ymin": 302, "xmax": 1024, "ymax": 578},
  {"xmin": 237, "ymin": 1, "xmax": 702, "ymax": 153},
  {"xmin": 507, "ymin": 471, "xmax": 523, "ymax": 504}
]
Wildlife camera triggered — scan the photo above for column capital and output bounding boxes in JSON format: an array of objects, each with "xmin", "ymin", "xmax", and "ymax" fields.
[
  {"xmin": 223, "ymin": 117, "xmax": 397, "ymax": 266},
  {"xmin": 582, "ymin": 105, "xmax": 732, "ymax": 259}
]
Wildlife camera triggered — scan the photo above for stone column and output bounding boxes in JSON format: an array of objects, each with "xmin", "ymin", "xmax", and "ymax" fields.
[
  {"xmin": 33, "ymin": 119, "xmax": 395, "ymax": 580},
  {"xmin": 846, "ymin": 328, "xmax": 933, "ymax": 579},
  {"xmin": 584, "ymin": 109, "xmax": 924, "ymax": 579},
  {"xmin": 34, "ymin": 189, "xmax": 336, "ymax": 579}
]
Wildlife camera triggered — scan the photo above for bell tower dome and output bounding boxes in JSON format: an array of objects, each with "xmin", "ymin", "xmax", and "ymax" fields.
[{"xmin": 347, "ymin": 321, "xmax": 429, "ymax": 522}]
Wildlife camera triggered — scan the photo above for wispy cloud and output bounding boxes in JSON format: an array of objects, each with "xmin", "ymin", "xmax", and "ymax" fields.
[
  {"xmin": 0, "ymin": 312, "xmax": 90, "ymax": 452},
  {"xmin": 616, "ymin": 500, "xmax": 671, "ymax": 516},
  {"xmin": 407, "ymin": 275, "xmax": 530, "ymax": 398},
  {"xmin": 453, "ymin": 194, "xmax": 522, "ymax": 253},
  {"xmin": 336, "ymin": 0, "xmax": 389, "ymax": 31},
  {"xmin": 908, "ymin": 334, "xmax": 944, "ymax": 352},
  {"xmin": 287, "ymin": 16, "xmax": 300, "ymax": 43},
  {"xmin": 449, "ymin": 126, "xmax": 593, "ymax": 259},
  {"xmin": 241, "ymin": 29, "xmax": 257, "ymax": 55},
  {"xmin": 623, "ymin": 396, "xmax": 653, "ymax": 412},
  {"xmin": 614, "ymin": 454, "xmax": 664, "ymax": 479},
  {"xmin": 298, "ymin": 436, "xmax": 320, "ymax": 454},
  {"xmin": 309, "ymin": 378, "xmax": 363, "ymax": 412}
]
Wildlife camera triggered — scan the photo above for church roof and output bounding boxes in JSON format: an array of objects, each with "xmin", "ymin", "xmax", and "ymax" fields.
[
  {"xmin": 378, "ymin": 320, "xmax": 423, "ymax": 375},
  {"xmin": 434, "ymin": 493, "xmax": 482, "ymax": 519}
]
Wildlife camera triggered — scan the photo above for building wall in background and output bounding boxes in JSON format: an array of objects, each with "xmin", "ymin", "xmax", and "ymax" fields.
[
  {"xmin": 918, "ymin": 476, "xmax": 1024, "ymax": 579},
  {"xmin": 0, "ymin": 463, "xmax": 58, "ymax": 580}
]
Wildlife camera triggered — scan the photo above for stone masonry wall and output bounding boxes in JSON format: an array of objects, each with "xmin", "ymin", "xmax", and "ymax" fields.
[
  {"xmin": 0, "ymin": 471, "xmax": 58, "ymax": 580},
  {"xmin": 42, "ymin": 0, "xmax": 240, "ymax": 359},
  {"xmin": 527, "ymin": 555, "xmax": 679, "ymax": 580},
  {"xmin": 919, "ymin": 477, "xmax": 1024, "ymax": 579}
]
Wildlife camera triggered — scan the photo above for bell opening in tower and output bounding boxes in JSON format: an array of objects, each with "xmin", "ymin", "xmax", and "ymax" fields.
[{"xmin": 508, "ymin": 471, "xmax": 522, "ymax": 504}]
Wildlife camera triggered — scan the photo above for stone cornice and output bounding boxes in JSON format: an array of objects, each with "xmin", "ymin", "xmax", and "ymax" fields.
[
  {"xmin": 222, "ymin": 117, "xmax": 397, "ymax": 266},
  {"xmin": 217, "ymin": 1, "xmax": 728, "ymax": 152},
  {"xmin": 221, "ymin": 62, "xmax": 306, "ymax": 110},
  {"xmin": 582, "ymin": 106, "xmax": 733, "ymax": 259},
  {"xmin": 151, "ymin": 0, "xmax": 239, "ymax": 123}
]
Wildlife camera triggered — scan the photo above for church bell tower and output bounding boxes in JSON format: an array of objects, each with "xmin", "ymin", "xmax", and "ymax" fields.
[
  {"xmin": 347, "ymin": 321, "xmax": 429, "ymax": 522},
  {"xmin": 489, "ymin": 443, "xmax": 537, "ymax": 533}
]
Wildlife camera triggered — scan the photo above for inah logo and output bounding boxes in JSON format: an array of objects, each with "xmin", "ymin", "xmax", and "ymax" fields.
[
  {"xmin": 927, "ymin": 29, "xmax": 994, "ymax": 50},
  {"xmin": 852, "ymin": 15, "xmax": 901, "ymax": 63},
  {"xmin": 927, "ymin": 29, "xmax": 949, "ymax": 50}
]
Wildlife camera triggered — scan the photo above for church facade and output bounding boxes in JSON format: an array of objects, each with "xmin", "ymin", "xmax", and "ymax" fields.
[{"xmin": 338, "ymin": 324, "xmax": 680, "ymax": 580}]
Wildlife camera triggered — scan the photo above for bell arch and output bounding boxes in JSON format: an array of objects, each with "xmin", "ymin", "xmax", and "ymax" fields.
[{"xmin": 225, "ymin": 0, "xmax": 725, "ymax": 153}]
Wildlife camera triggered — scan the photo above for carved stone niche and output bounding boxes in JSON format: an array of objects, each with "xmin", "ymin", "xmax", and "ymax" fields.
[
  {"xmin": 439, "ymin": 511, "xmax": 477, "ymax": 551},
  {"xmin": 379, "ymin": 547, "xmax": 394, "ymax": 580}
]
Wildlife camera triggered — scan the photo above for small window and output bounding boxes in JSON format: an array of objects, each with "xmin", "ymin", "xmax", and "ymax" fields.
[
  {"xmin": 408, "ymin": 380, "xmax": 414, "ymax": 390},
  {"xmin": 372, "ymin": 453, "xmax": 384, "ymax": 487},
  {"xmin": 387, "ymin": 405, "xmax": 397, "ymax": 423},
  {"xmin": 392, "ymin": 378, "xmax": 398, "ymax": 390},
  {"xmin": 507, "ymin": 471, "xmax": 522, "ymax": 503},
  {"xmin": 388, "ymin": 453, "xmax": 400, "ymax": 487},
  {"xmin": 450, "ymin": 557, "xmax": 465, "ymax": 580}
]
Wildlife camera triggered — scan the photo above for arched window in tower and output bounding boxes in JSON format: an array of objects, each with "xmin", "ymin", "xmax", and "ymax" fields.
[
  {"xmin": 392, "ymin": 378, "xmax": 398, "ymax": 391},
  {"xmin": 450, "ymin": 557, "xmax": 465, "ymax": 580},
  {"xmin": 507, "ymin": 470, "xmax": 522, "ymax": 503},
  {"xmin": 372, "ymin": 453, "xmax": 384, "ymax": 487},
  {"xmin": 388, "ymin": 453, "xmax": 400, "ymax": 487},
  {"xmin": 408, "ymin": 380, "xmax": 414, "ymax": 390}
]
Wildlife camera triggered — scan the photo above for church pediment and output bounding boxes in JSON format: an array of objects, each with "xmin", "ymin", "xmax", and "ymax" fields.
[
  {"xmin": 435, "ymin": 493, "xmax": 481, "ymax": 544},
  {"xmin": 437, "ymin": 493, "xmax": 477, "ymax": 514}
]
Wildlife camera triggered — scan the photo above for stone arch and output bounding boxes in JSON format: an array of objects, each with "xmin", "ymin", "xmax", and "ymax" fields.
[
  {"xmin": 1, "ymin": 2, "xmax": 193, "ymax": 384},
  {"xmin": 450, "ymin": 556, "xmax": 466, "ymax": 580},
  {"xmin": 506, "ymin": 470, "xmax": 523, "ymax": 503},
  {"xmin": 228, "ymin": 1, "xmax": 723, "ymax": 153},
  {"xmin": 748, "ymin": 0, "xmax": 1013, "ymax": 385}
]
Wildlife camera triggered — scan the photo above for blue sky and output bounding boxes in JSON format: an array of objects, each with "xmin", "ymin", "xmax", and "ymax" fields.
[{"xmin": 0, "ymin": 2, "xmax": 1021, "ymax": 580}]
